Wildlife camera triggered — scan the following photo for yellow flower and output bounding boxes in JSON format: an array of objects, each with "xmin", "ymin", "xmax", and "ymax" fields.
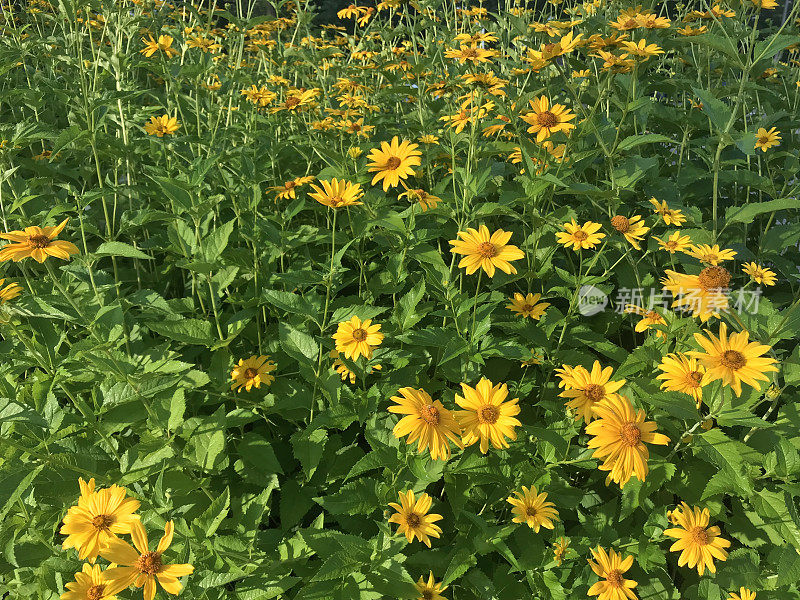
[
  {"xmin": 663, "ymin": 503, "xmax": 731, "ymax": 575},
  {"xmin": 0, "ymin": 278, "xmax": 22, "ymax": 304},
  {"xmin": 366, "ymin": 136, "xmax": 421, "ymax": 191},
  {"xmin": 186, "ymin": 35, "xmax": 221, "ymax": 53},
  {"xmin": 677, "ymin": 25, "xmax": 708, "ymax": 35},
  {"xmin": 60, "ymin": 478, "xmax": 141, "ymax": 563},
  {"xmin": 656, "ymin": 353, "xmax": 706, "ymax": 408},
  {"xmin": 60, "ymin": 563, "xmax": 122, "ymax": 600},
  {"xmin": 661, "ymin": 265, "xmax": 731, "ymax": 321},
  {"xmin": 621, "ymin": 39, "xmax": 664, "ymax": 59},
  {"xmin": 624, "ymin": 304, "xmax": 666, "ymax": 339},
  {"xmin": 557, "ymin": 361, "xmax": 626, "ymax": 424},
  {"xmin": 418, "ymin": 134, "xmax": 439, "ymax": 144},
  {"xmin": 329, "ymin": 349, "xmax": 381, "ymax": 384},
  {"xmin": 444, "ymin": 43, "xmax": 498, "ymax": 64},
  {"xmin": 588, "ymin": 546, "xmax": 639, "ymax": 600},
  {"xmin": 610, "ymin": 215, "xmax": 649, "ymax": 249},
  {"xmin": 649, "ymin": 197, "xmax": 686, "ymax": 226},
  {"xmin": 388, "ymin": 490, "xmax": 443, "ymax": 547},
  {"xmin": 414, "ymin": 572, "xmax": 448, "ymax": 600},
  {"xmin": 240, "ymin": 85, "xmax": 276, "ymax": 107},
  {"xmin": 230, "ymin": 355, "xmax": 276, "ymax": 392},
  {"xmin": 140, "ymin": 35, "xmax": 179, "ymax": 58},
  {"xmin": 506, "ymin": 292, "xmax": 550, "ymax": 320},
  {"xmin": 556, "ymin": 219, "xmax": 605, "ymax": 250},
  {"xmin": 0, "ymin": 218, "xmax": 79, "ymax": 263},
  {"xmin": 308, "ymin": 178, "xmax": 364, "ymax": 209},
  {"xmin": 685, "ymin": 243, "xmax": 737, "ymax": 265},
  {"xmin": 586, "ymin": 395, "xmax": 669, "ymax": 488},
  {"xmin": 520, "ymin": 95, "xmax": 576, "ymax": 142},
  {"xmin": 754, "ymin": 127, "xmax": 781, "ymax": 151},
  {"xmin": 100, "ymin": 520, "xmax": 194, "ymax": 599},
  {"xmin": 399, "ymin": 186, "xmax": 440, "ymax": 211},
  {"xmin": 730, "ymin": 588, "xmax": 756, "ymax": 600},
  {"xmin": 449, "ymin": 225, "xmax": 524, "ymax": 277},
  {"xmin": 269, "ymin": 176, "xmax": 314, "ymax": 200},
  {"xmin": 507, "ymin": 486, "xmax": 559, "ymax": 532},
  {"xmin": 270, "ymin": 89, "xmax": 319, "ymax": 113},
  {"xmin": 689, "ymin": 322, "xmax": 778, "ymax": 397},
  {"xmin": 455, "ymin": 378, "xmax": 521, "ymax": 453},
  {"xmin": 527, "ymin": 31, "xmax": 583, "ymax": 61},
  {"xmin": 144, "ymin": 115, "xmax": 180, "ymax": 137},
  {"xmin": 742, "ymin": 262, "xmax": 776, "ymax": 286},
  {"xmin": 332, "ymin": 316, "xmax": 383, "ymax": 360},
  {"xmin": 553, "ymin": 537, "xmax": 569, "ymax": 565},
  {"xmin": 388, "ymin": 387, "xmax": 463, "ymax": 461},
  {"xmin": 653, "ymin": 232, "xmax": 691, "ymax": 253}
]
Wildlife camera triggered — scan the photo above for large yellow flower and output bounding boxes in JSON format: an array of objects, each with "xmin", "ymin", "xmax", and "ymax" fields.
[
  {"xmin": 388, "ymin": 387, "xmax": 463, "ymax": 461},
  {"xmin": 663, "ymin": 503, "xmax": 731, "ymax": 575},
  {"xmin": 588, "ymin": 546, "xmax": 639, "ymax": 600},
  {"xmin": 455, "ymin": 378, "xmax": 521, "ymax": 453},
  {"xmin": 0, "ymin": 218, "xmax": 79, "ymax": 263},
  {"xmin": 230, "ymin": 355, "xmax": 276, "ymax": 392},
  {"xmin": 754, "ymin": 127, "xmax": 780, "ymax": 151},
  {"xmin": 444, "ymin": 43, "xmax": 498, "ymax": 64},
  {"xmin": 308, "ymin": 178, "xmax": 364, "ymax": 209},
  {"xmin": 685, "ymin": 243, "xmax": 737, "ymax": 265},
  {"xmin": 557, "ymin": 361, "xmax": 625, "ymax": 424},
  {"xmin": 520, "ymin": 95, "xmax": 576, "ymax": 142},
  {"xmin": 414, "ymin": 572, "xmax": 448, "ymax": 600},
  {"xmin": 140, "ymin": 35, "xmax": 179, "ymax": 58},
  {"xmin": 610, "ymin": 215, "xmax": 649, "ymax": 250},
  {"xmin": 689, "ymin": 322, "xmax": 778, "ymax": 397},
  {"xmin": 101, "ymin": 520, "xmax": 194, "ymax": 599},
  {"xmin": 366, "ymin": 136, "xmax": 421, "ymax": 191},
  {"xmin": 0, "ymin": 278, "xmax": 22, "ymax": 304},
  {"xmin": 449, "ymin": 225, "xmax": 524, "ymax": 277},
  {"xmin": 507, "ymin": 486, "xmax": 559, "ymax": 532},
  {"xmin": 506, "ymin": 292, "xmax": 550, "ymax": 320},
  {"xmin": 332, "ymin": 316, "xmax": 384, "ymax": 360},
  {"xmin": 388, "ymin": 490, "xmax": 443, "ymax": 547},
  {"xmin": 662, "ymin": 265, "xmax": 730, "ymax": 321},
  {"xmin": 60, "ymin": 563, "xmax": 123, "ymax": 600},
  {"xmin": 60, "ymin": 478, "xmax": 140, "ymax": 562},
  {"xmin": 143, "ymin": 115, "xmax": 180, "ymax": 137},
  {"xmin": 556, "ymin": 219, "xmax": 605, "ymax": 251},
  {"xmin": 656, "ymin": 353, "xmax": 706, "ymax": 408},
  {"xmin": 586, "ymin": 395, "xmax": 670, "ymax": 488}
]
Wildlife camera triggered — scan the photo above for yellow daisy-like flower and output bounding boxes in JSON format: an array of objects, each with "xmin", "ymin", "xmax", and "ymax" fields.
[
  {"xmin": 742, "ymin": 262, "xmax": 776, "ymax": 286},
  {"xmin": 0, "ymin": 278, "xmax": 22, "ymax": 304},
  {"xmin": 663, "ymin": 503, "xmax": 731, "ymax": 575},
  {"xmin": 755, "ymin": 127, "xmax": 780, "ymax": 151},
  {"xmin": 60, "ymin": 563, "xmax": 122, "ymax": 600},
  {"xmin": 455, "ymin": 378, "xmax": 521, "ymax": 453},
  {"xmin": 388, "ymin": 387, "xmax": 463, "ymax": 461},
  {"xmin": 661, "ymin": 265, "xmax": 731, "ymax": 321},
  {"xmin": 60, "ymin": 478, "xmax": 141, "ymax": 563},
  {"xmin": 332, "ymin": 316, "xmax": 384, "ymax": 360},
  {"xmin": 330, "ymin": 349, "xmax": 381, "ymax": 384},
  {"xmin": 414, "ymin": 572, "xmax": 448, "ymax": 600},
  {"xmin": 610, "ymin": 215, "xmax": 649, "ymax": 250},
  {"xmin": 230, "ymin": 355, "xmax": 276, "ymax": 392},
  {"xmin": 520, "ymin": 95, "xmax": 576, "ymax": 142},
  {"xmin": 656, "ymin": 353, "xmax": 706, "ymax": 408},
  {"xmin": 556, "ymin": 219, "xmax": 605, "ymax": 251},
  {"xmin": 366, "ymin": 136, "xmax": 422, "ymax": 191},
  {"xmin": 449, "ymin": 225, "xmax": 524, "ymax": 277},
  {"xmin": 240, "ymin": 85, "xmax": 276, "ymax": 107},
  {"xmin": 685, "ymin": 243, "xmax": 737, "ymax": 265},
  {"xmin": 100, "ymin": 520, "xmax": 194, "ymax": 599},
  {"xmin": 186, "ymin": 35, "xmax": 221, "ymax": 53},
  {"xmin": 444, "ymin": 43, "xmax": 498, "ymax": 64},
  {"xmin": 140, "ymin": 34, "xmax": 179, "ymax": 58},
  {"xmin": 418, "ymin": 134, "xmax": 439, "ymax": 144},
  {"xmin": 588, "ymin": 546, "xmax": 639, "ymax": 600},
  {"xmin": 553, "ymin": 537, "xmax": 569, "ymax": 565},
  {"xmin": 507, "ymin": 486, "xmax": 560, "ymax": 532},
  {"xmin": 689, "ymin": 322, "xmax": 778, "ymax": 397},
  {"xmin": 620, "ymin": 39, "xmax": 664, "ymax": 59},
  {"xmin": 269, "ymin": 176, "xmax": 314, "ymax": 200},
  {"xmin": 399, "ymin": 187, "xmax": 440, "ymax": 211},
  {"xmin": 649, "ymin": 197, "xmax": 686, "ymax": 226},
  {"xmin": 506, "ymin": 292, "xmax": 550, "ymax": 320},
  {"xmin": 143, "ymin": 115, "xmax": 180, "ymax": 137},
  {"xmin": 557, "ymin": 361, "xmax": 626, "ymax": 424},
  {"xmin": 624, "ymin": 304, "xmax": 666, "ymax": 339},
  {"xmin": 388, "ymin": 490, "xmax": 443, "ymax": 547},
  {"xmin": 586, "ymin": 395, "xmax": 670, "ymax": 488},
  {"xmin": 270, "ymin": 89, "xmax": 320, "ymax": 113},
  {"xmin": 729, "ymin": 588, "xmax": 756, "ymax": 600},
  {"xmin": 308, "ymin": 178, "xmax": 364, "ymax": 209},
  {"xmin": 653, "ymin": 232, "xmax": 691, "ymax": 253},
  {"xmin": 0, "ymin": 218, "xmax": 79, "ymax": 263}
]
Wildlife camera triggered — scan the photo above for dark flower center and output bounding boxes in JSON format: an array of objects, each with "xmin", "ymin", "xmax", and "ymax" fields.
[
  {"xmin": 522, "ymin": 304, "xmax": 535, "ymax": 313},
  {"xmin": 420, "ymin": 404, "xmax": 440, "ymax": 425},
  {"xmin": 611, "ymin": 215, "xmax": 630, "ymax": 232},
  {"xmin": 28, "ymin": 234, "xmax": 51, "ymax": 248},
  {"xmin": 285, "ymin": 96, "xmax": 301, "ymax": 108},
  {"xmin": 697, "ymin": 266, "xmax": 731, "ymax": 291},
  {"xmin": 87, "ymin": 585, "xmax": 106, "ymax": 600},
  {"xmin": 537, "ymin": 110, "xmax": 558, "ymax": 128},
  {"xmin": 477, "ymin": 241, "xmax": 498, "ymax": 258},
  {"xmin": 585, "ymin": 383, "xmax": 605, "ymax": 402},
  {"xmin": 606, "ymin": 569, "xmax": 624, "ymax": 587},
  {"xmin": 421, "ymin": 591, "xmax": 434, "ymax": 600},
  {"xmin": 620, "ymin": 422, "xmax": 642, "ymax": 446},
  {"xmin": 244, "ymin": 367, "xmax": 259, "ymax": 379},
  {"xmin": 688, "ymin": 371, "xmax": 703, "ymax": 386},
  {"xmin": 461, "ymin": 47, "xmax": 478, "ymax": 58},
  {"xmin": 91, "ymin": 514, "xmax": 114, "ymax": 531},
  {"xmin": 689, "ymin": 526, "xmax": 709, "ymax": 545},
  {"xmin": 406, "ymin": 512, "xmax": 421, "ymax": 528},
  {"xmin": 573, "ymin": 230, "xmax": 588, "ymax": 241},
  {"xmin": 352, "ymin": 328, "xmax": 368, "ymax": 342},
  {"xmin": 478, "ymin": 405, "xmax": 500, "ymax": 424},
  {"xmin": 386, "ymin": 156, "xmax": 402, "ymax": 169},
  {"xmin": 135, "ymin": 551, "xmax": 163, "ymax": 575},
  {"xmin": 525, "ymin": 506, "xmax": 538, "ymax": 517},
  {"xmin": 720, "ymin": 350, "xmax": 746, "ymax": 370}
]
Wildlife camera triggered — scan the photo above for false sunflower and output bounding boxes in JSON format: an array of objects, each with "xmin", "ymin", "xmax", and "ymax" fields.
[
  {"xmin": 388, "ymin": 490, "xmax": 443, "ymax": 547},
  {"xmin": 144, "ymin": 115, "xmax": 180, "ymax": 137},
  {"xmin": 270, "ymin": 176, "xmax": 314, "ymax": 200},
  {"xmin": 653, "ymin": 232, "xmax": 691, "ymax": 253},
  {"xmin": 0, "ymin": 278, "xmax": 22, "ymax": 304},
  {"xmin": 140, "ymin": 35, "xmax": 179, "ymax": 58},
  {"xmin": 520, "ymin": 95, "xmax": 576, "ymax": 142},
  {"xmin": 588, "ymin": 546, "xmax": 639, "ymax": 600},
  {"xmin": 507, "ymin": 486, "xmax": 560, "ymax": 532},
  {"xmin": 624, "ymin": 304, "xmax": 666, "ymax": 339},
  {"xmin": 455, "ymin": 378, "xmax": 521, "ymax": 453},
  {"xmin": 685, "ymin": 243, "xmax": 737, "ymax": 265},
  {"xmin": 610, "ymin": 215, "xmax": 649, "ymax": 250},
  {"xmin": 754, "ymin": 127, "xmax": 780, "ymax": 152},
  {"xmin": 649, "ymin": 198, "xmax": 686, "ymax": 226},
  {"xmin": 556, "ymin": 219, "xmax": 605, "ymax": 250},
  {"xmin": 729, "ymin": 589, "xmax": 756, "ymax": 600},
  {"xmin": 414, "ymin": 572, "xmax": 448, "ymax": 600},
  {"xmin": 506, "ymin": 292, "xmax": 550, "ymax": 320},
  {"xmin": 388, "ymin": 387, "xmax": 463, "ymax": 461},
  {"xmin": 332, "ymin": 316, "xmax": 383, "ymax": 360},
  {"xmin": 61, "ymin": 563, "xmax": 123, "ymax": 600},
  {"xmin": 449, "ymin": 225, "xmax": 524, "ymax": 277},
  {"xmin": 0, "ymin": 218, "xmax": 79, "ymax": 263},
  {"xmin": 663, "ymin": 503, "xmax": 731, "ymax": 575},
  {"xmin": 230, "ymin": 355, "xmax": 276, "ymax": 392},
  {"xmin": 661, "ymin": 265, "xmax": 730, "ymax": 321},
  {"xmin": 656, "ymin": 353, "xmax": 706, "ymax": 408},
  {"xmin": 557, "ymin": 361, "xmax": 626, "ymax": 424},
  {"xmin": 742, "ymin": 262, "xmax": 776, "ymax": 286},
  {"xmin": 308, "ymin": 178, "xmax": 364, "ymax": 209},
  {"xmin": 366, "ymin": 136, "xmax": 421, "ymax": 191}
]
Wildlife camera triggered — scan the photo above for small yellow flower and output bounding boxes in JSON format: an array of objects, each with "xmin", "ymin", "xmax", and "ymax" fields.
[
  {"xmin": 60, "ymin": 563, "xmax": 122, "ymax": 600},
  {"xmin": 0, "ymin": 278, "xmax": 22, "ymax": 305},
  {"xmin": 729, "ymin": 588, "xmax": 757, "ymax": 600},
  {"xmin": 556, "ymin": 219, "xmax": 605, "ymax": 251},
  {"xmin": 520, "ymin": 95, "xmax": 576, "ymax": 142},
  {"xmin": 140, "ymin": 34, "xmax": 179, "ymax": 58},
  {"xmin": 455, "ymin": 378, "xmax": 521, "ymax": 453},
  {"xmin": 506, "ymin": 292, "xmax": 550, "ymax": 320},
  {"xmin": 366, "ymin": 136, "xmax": 421, "ymax": 191},
  {"xmin": 507, "ymin": 486, "xmax": 560, "ymax": 532},
  {"xmin": 0, "ymin": 218, "xmax": 79, "ymax": 263},
  {"xmin": 685, "ymin": 243, "xmax": 737, "ymax": 265},
  {"xmin": 230, "ymin": 355, "xmax": 276, "ymax": 392},
  {"xmin": 553, "ymin": 537, "xmax": 569, "ymax": 565},
  {"xmin": 754, "ymin": 127, "xmax": 781, "ymax": 151},
  {"xmin": 144, "ymin": 115, "xmax": 180, "ymax": 137},
  {"xmin": 308, "ymin": 178, "xmax": 364, "ymax": 209},
  {"xmin": 588, "ymin": 546, "xmax": 639, "ymax": 600},
  {"xmin": 610, "ymin": 215, "xmax": 649, "ymax": 249},
  {"xmin": 449, "ymin": 225, "xmax": 525, "ymax": 277},
  {"xmin": 332, "ymin": 316, "xmax": 383, "ymax": 360},
  {"xmin": 664, "ymin": 503, "xmax": 731, "ymax": 575},
  {"xmin": 742, "ymin": 262, "xmax": 776, "ymax": 286},
  {"xmin": 388, "ymin": 490, "xmax": 443, "ymax": 547},
  {"xmin": 653, "ymin": 231, "xmax": 691, "ymax": 253},
  {"xmin": 649, "ymin": 197, "xmax": 686, "ymax": 226}
]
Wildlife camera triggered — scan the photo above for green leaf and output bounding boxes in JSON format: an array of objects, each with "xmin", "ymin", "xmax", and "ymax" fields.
[
  {"xmin": 146, "ymin": 318, "xmax": 215, "ymax": 346},
  {"xmin": 279, "ymin": 322, "xmax": 319, "ymax": 364},
  {"xmin": 262, "ymin": 289, "xmax": 318, "ymax": 320},
  {"xmin": 616, "ymin": 133, "xmax": 674, "ymax": 152},
  {"xmin": 95, "ymin": 241, "xmax": 153, "ymax": 260},
  {"xmin": 196, "ymin": 487, "xmax": 230, "ymax": 537},
  {"xmin": 692, "ymin": 87, "xmax": 732, "ymax": 132},
  {"xmin": 202, "ymin": 220, "xmax": 235, "ymax": 262},
  {"xmin": 751, "ymin": 489, "xmax": 800, "ymax": 551},
  {"xmin": 725, "ymin": 198, "xmax": 800, "ymax": 225},
  {"xmin": 291, "ymin": 428, "xmax": 328, "ymax": 479}
]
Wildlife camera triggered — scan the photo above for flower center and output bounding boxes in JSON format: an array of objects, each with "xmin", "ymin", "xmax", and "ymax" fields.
[
  {"xmin": 610, "ymin": 215, "xmax": 630, "ymax": 232},
  {"xmin": 87, "ymin": 585, "xmax": 106, "ymax": 600},
  {"xmin": 244, "ymin": 367, "xmax": 258, "ymax": 379},
  {"xmin": 421, "ymin": 591, "xmax": 434, "ymax": 600},
  {"xmin": 91, "ymin": 514, "xmax": 115, "ymax": 531},
  {"xmin": 285, "ymin": 96, "xmax": 301, "ymax": 108},
  {"xmin": 572, "ymin": 230, "xmax": 588, "ymax": 241},
  {"xmin": 697, "ymin": 266, "xmax": 731, "ymax": 291},
  {"xmin": 406, "ymin": 512, "xmax": 421, "ymax": 528},
  {"xmin": 759, "ymin": 136, "xmax": 769, "ymax": 145},
  {"xmin": 329, "ymin": 195, "xmax": 344, "ymax": 206},
  {"xmin": 665, "ymin": 241, "xmax": 677, "ymax": 250},
  {"xmin": 28, "ymin": 234, "xmax": 51, "ymax": 248},
  {"xmin": 522, "ymin": 304, "xmax": 534, "ymax": 313},
  {"xmin": 420, "ymin": 404, "xmax": 440, "ymax": 425},
  {"xmin": 687, "ymin": 371, "xmax": 703, "ymax": 386},
  {"xmin": 477, "ymin": 241, "xmax": 498, "ymax": 258},
  {"xmin": 462, "ymin": 47, "xmax": 478, "ymax": 58},
  {"xmin": 135, "ymin": 551, "xmax": 163, "ymax": 575},
  {"xmin": 620, "ymin": 422, "xmax": 642, "ymax": 446},
  {"xmin": 285, "ymin": 181, "xmax": 297, "ymax": 189},
  {"xmin": 386, "ymin": 156, "xmax": 402, "ymax": 169},
  {"xmin": 624, "ymin": 17, "xmax": 637, "ymax": 28},
  {"xmin": 478, "ymin": 405, "xmax": 500, "ymax": 424},
  {"xmin": 720, "ymin": 349, "xmax": 746, "ymax": 370},
  {"xmin": 525, "ymin": 506, "xmax": 538, "ymax": 517},
  {"xmin": 537, "ymin": 110, "xmax": 558, "ymax": 128},
  {"xmin": 689, "ymin": 526, "xmax": 709, "ymax": 545},
  {"xmin": 606, "ymin": 569, "xmax": 624, "ymax": 588},
  {"xmin": 352, "ymin": 328, "xmax": 368, "ymax": 342},
  {"xmin": 584, "ymin": 383, "xmax": 605, "ymax": 402}
]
